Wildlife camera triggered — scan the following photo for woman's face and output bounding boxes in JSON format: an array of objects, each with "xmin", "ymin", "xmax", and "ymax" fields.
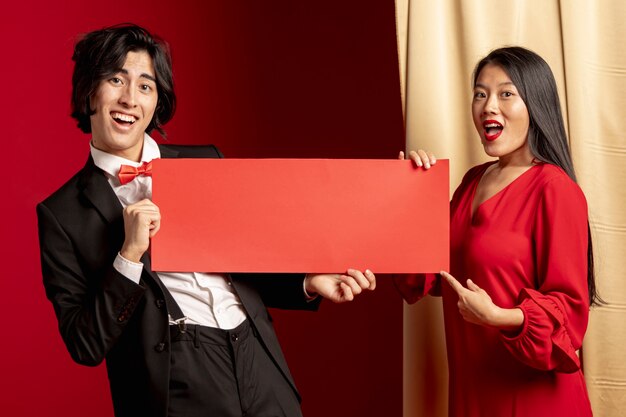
[{"xmin": 472, "ymin": 64, "xmax": 530, "ymax": 161}]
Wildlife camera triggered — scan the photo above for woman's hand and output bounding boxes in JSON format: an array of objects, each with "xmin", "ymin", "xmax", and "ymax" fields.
[
  {"xmin": 399, "ymin": 150, "xmax": 437, "ymax": 169},
  {"xmin": 441, "ymin": 271, "xmax": 524, "ymax": 331}
]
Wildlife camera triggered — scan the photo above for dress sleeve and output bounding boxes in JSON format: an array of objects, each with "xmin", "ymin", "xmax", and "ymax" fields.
[
  {"xmin": 500, "ymin": 175, "xmax": 590, "ymax": 373},
  {"xmin": 392, "ymin": 273, "xmax": 440, "ymax": 304}
]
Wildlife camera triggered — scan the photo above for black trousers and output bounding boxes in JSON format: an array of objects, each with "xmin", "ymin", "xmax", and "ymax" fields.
[{"xmin": 167, "ymin": 319, "xmax": 302, "ymax": 417}]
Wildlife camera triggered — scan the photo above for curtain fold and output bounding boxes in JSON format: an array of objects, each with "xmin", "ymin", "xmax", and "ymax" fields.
[
  {"xmin": 395, "ymin": 1, "xmax": 626, "ymax": 415},
  {"xmin": 561, "ymin": 1, "xmax": 626, "ymax": 415}
]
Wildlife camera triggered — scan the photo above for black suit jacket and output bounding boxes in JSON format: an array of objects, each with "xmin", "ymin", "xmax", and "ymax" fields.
[{"xmin": 37, "ymin": 144, "xmax": 319, "ymax": 417}]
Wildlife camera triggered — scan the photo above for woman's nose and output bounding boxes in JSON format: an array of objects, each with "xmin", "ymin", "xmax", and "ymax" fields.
[{"xmin": 482, "ymin": 94, "xmax": 498, "ymax": 114}]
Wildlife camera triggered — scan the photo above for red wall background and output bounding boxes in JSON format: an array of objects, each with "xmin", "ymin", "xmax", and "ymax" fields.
[{"xmin": 1, "ymin": 1, "xmax": 404, "ymax": 416}]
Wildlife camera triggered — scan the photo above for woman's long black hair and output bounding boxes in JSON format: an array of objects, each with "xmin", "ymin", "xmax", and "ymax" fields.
[{"xmin": 473, "ymin": 46, "xmax": 600, "ymax": 306}]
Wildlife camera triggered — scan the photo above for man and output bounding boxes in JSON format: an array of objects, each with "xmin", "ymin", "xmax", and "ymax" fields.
[{"xmin": 37, "ymin": 24, "xmax": 376, "ymax": 417}]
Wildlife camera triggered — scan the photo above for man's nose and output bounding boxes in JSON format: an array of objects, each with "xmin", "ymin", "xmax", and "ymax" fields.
[{"xmin": 119, "ymin": 85, "xmax": 137, "ymax": 107}]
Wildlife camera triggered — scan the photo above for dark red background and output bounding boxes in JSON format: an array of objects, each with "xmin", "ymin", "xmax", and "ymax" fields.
[{"xmin": 1, "ymin": 1, "xmax": 404, "ymax": 416}]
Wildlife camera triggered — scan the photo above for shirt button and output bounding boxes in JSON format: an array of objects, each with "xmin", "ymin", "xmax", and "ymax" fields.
[
  {"xmin": 155, "ymin": 299, "xmax": 165, "ymax": 309},
  {"xmin": 154, "ymin": 342, "xmax": 166, "ymax": 353},
  {"xmin": 231, "ymin": 334, "xmax": 239, "ymax": 343}
]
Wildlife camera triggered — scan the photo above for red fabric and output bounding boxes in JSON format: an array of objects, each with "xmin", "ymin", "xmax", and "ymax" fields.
[
  {"xmin": 392, "ymin": 273, "xmax": 440, "ymax": 304},
  {"xmin": 118, "ymin": 161, "xmax": 153, "ymax": 185},
  {"xmin": 402, "ymin": 162, "xmax": 593, "ymax": 416}
]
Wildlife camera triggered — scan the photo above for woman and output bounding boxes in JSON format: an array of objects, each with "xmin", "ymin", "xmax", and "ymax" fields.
[{"xmin": 397, "ymin": 47, "xmax": 597, "ymax": 416}]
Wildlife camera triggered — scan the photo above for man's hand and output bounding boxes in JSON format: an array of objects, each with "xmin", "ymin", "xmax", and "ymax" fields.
[
  {"xmin": 305, "ymin": 269, "xmax": 376, "ymax": 303},
  {"xmin": 120, "ymin": 199, "xmax": 161, "ymax": 262},
  {"xmin": 441, "ymin": 271, "xmax": 523, "ymax": 331}
]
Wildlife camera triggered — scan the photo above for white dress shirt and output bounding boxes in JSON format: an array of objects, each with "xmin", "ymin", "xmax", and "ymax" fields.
[{"xmin": 91, "ymin": 134, "xmax": 247, "ymax": 329}]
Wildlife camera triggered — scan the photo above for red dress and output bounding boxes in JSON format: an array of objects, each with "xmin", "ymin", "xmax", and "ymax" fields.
[{"xmin": 397, "ymin": 162, "xmax": 593, "ymax": 416}]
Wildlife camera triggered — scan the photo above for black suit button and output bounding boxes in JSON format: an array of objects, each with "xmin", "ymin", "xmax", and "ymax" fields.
[
  {"xmin": 155, "ymin": 299, "xmax": 165, "ymax": 309},
  {"xmin": 231, "ymin": 333, "xmax": 239, "ymax": 343},
  {"xmin": 117, "ymin": 314, "xmax": 127, "ymax": 322},
  {"xmin": 154, "ymin": 342, "xmax": 166, "ymax": 353}
]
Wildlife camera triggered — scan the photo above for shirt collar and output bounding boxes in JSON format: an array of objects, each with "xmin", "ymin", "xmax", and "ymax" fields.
[{"xmin": 90, "ymin": 133, "xmax": 161, "ymax": 178}]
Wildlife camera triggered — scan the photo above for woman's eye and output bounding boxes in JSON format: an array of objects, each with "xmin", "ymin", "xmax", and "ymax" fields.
[
  {"xmin": 502, "ymin": 91, "xmax": 513, "ymax": 97},
  {"xmin": 109, "ymin": 77, "xmax": 122, "ymax": 84},
  {"xmin": 473, "ymin": 92, "xmax": 486, "ymax": 99},
  {"xmin": 140, "ymin": 84, "xmax": 151, "ymax": 91}
]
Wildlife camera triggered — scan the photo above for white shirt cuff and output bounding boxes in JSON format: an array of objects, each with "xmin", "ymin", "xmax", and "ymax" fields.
[{"xmin": 114, "ymin": 252, "xmax": 143, "ymax": 284}]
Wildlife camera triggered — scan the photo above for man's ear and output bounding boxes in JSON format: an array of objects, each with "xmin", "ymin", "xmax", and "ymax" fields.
[{"xmin": 88, "ymin": 94, "xmax": 95, "ymax": 113}]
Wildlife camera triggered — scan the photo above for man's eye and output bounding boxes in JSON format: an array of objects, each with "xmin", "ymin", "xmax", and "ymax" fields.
[{"xmin": 140, "ymin": 84, "xmax": 152, "ymax": 91}]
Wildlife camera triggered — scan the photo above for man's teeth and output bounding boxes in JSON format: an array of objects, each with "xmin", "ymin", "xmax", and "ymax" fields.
[{"xmin": 112, "ymin": 112, "xmax": 137, "ymax": 124}]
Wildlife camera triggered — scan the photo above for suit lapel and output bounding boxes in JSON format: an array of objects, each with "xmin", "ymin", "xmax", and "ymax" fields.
[
  {"xmin": 78, "ymin": 156, "xmax": 124, "ymax": 225},
  {"xmin": 159, "ymin": 145, "xmax": 179, "ymax": 159},
  {"xmin": 77, "ymin": 155, "xmax": 166, "ymax": 290},
  {"xmin": 140, "ymin": 252, "xmax": 164, "ymax": 287},
  {"xmin": 79, "ymin": 145, "xmax": 179, "ymax": 222}
]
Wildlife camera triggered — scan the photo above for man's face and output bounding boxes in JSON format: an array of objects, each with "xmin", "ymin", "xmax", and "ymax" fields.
[{"xmin": 90, "ymin": 50, "xmax": 158, "ymax": 162}]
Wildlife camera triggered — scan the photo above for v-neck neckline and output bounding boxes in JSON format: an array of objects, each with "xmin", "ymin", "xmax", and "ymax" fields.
[{"xmin": 469, "ymin": 161, "xmax": 541, "ymax": 222}]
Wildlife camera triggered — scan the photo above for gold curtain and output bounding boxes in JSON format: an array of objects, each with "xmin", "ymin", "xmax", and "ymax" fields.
[{"xmin": 395, "ymin": 0, "xmax": 626, "ymax": 416}]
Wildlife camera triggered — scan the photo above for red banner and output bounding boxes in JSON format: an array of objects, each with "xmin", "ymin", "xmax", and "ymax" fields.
[{"xmin": 152, "ymin": 159, "xmax": 449, "ymax": 273}]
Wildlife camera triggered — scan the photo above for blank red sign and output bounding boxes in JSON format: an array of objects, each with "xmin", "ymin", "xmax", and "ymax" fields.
[{"xmin": 151, "ymin": 159, "xmax": 449, "ymax": 273}]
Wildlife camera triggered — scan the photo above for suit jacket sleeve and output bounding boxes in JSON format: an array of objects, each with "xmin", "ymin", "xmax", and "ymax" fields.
[
  {"xmin": 37, "ymin": 202, "xmax": 146, "ymax": 366},
  {"xmin": 233, "ymin": 273, "xmax": 321, "ymax": 311}
]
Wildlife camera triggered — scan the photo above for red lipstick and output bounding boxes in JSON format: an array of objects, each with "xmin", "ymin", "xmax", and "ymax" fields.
[{"xmin": 483, "ymin": 120, "xmax": 503, "ymax": 141}]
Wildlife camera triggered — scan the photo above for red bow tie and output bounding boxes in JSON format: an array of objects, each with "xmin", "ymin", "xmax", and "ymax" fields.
[{"xmin": 118, "ymin": 161, "xmax": 153, "ymax": 185}]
